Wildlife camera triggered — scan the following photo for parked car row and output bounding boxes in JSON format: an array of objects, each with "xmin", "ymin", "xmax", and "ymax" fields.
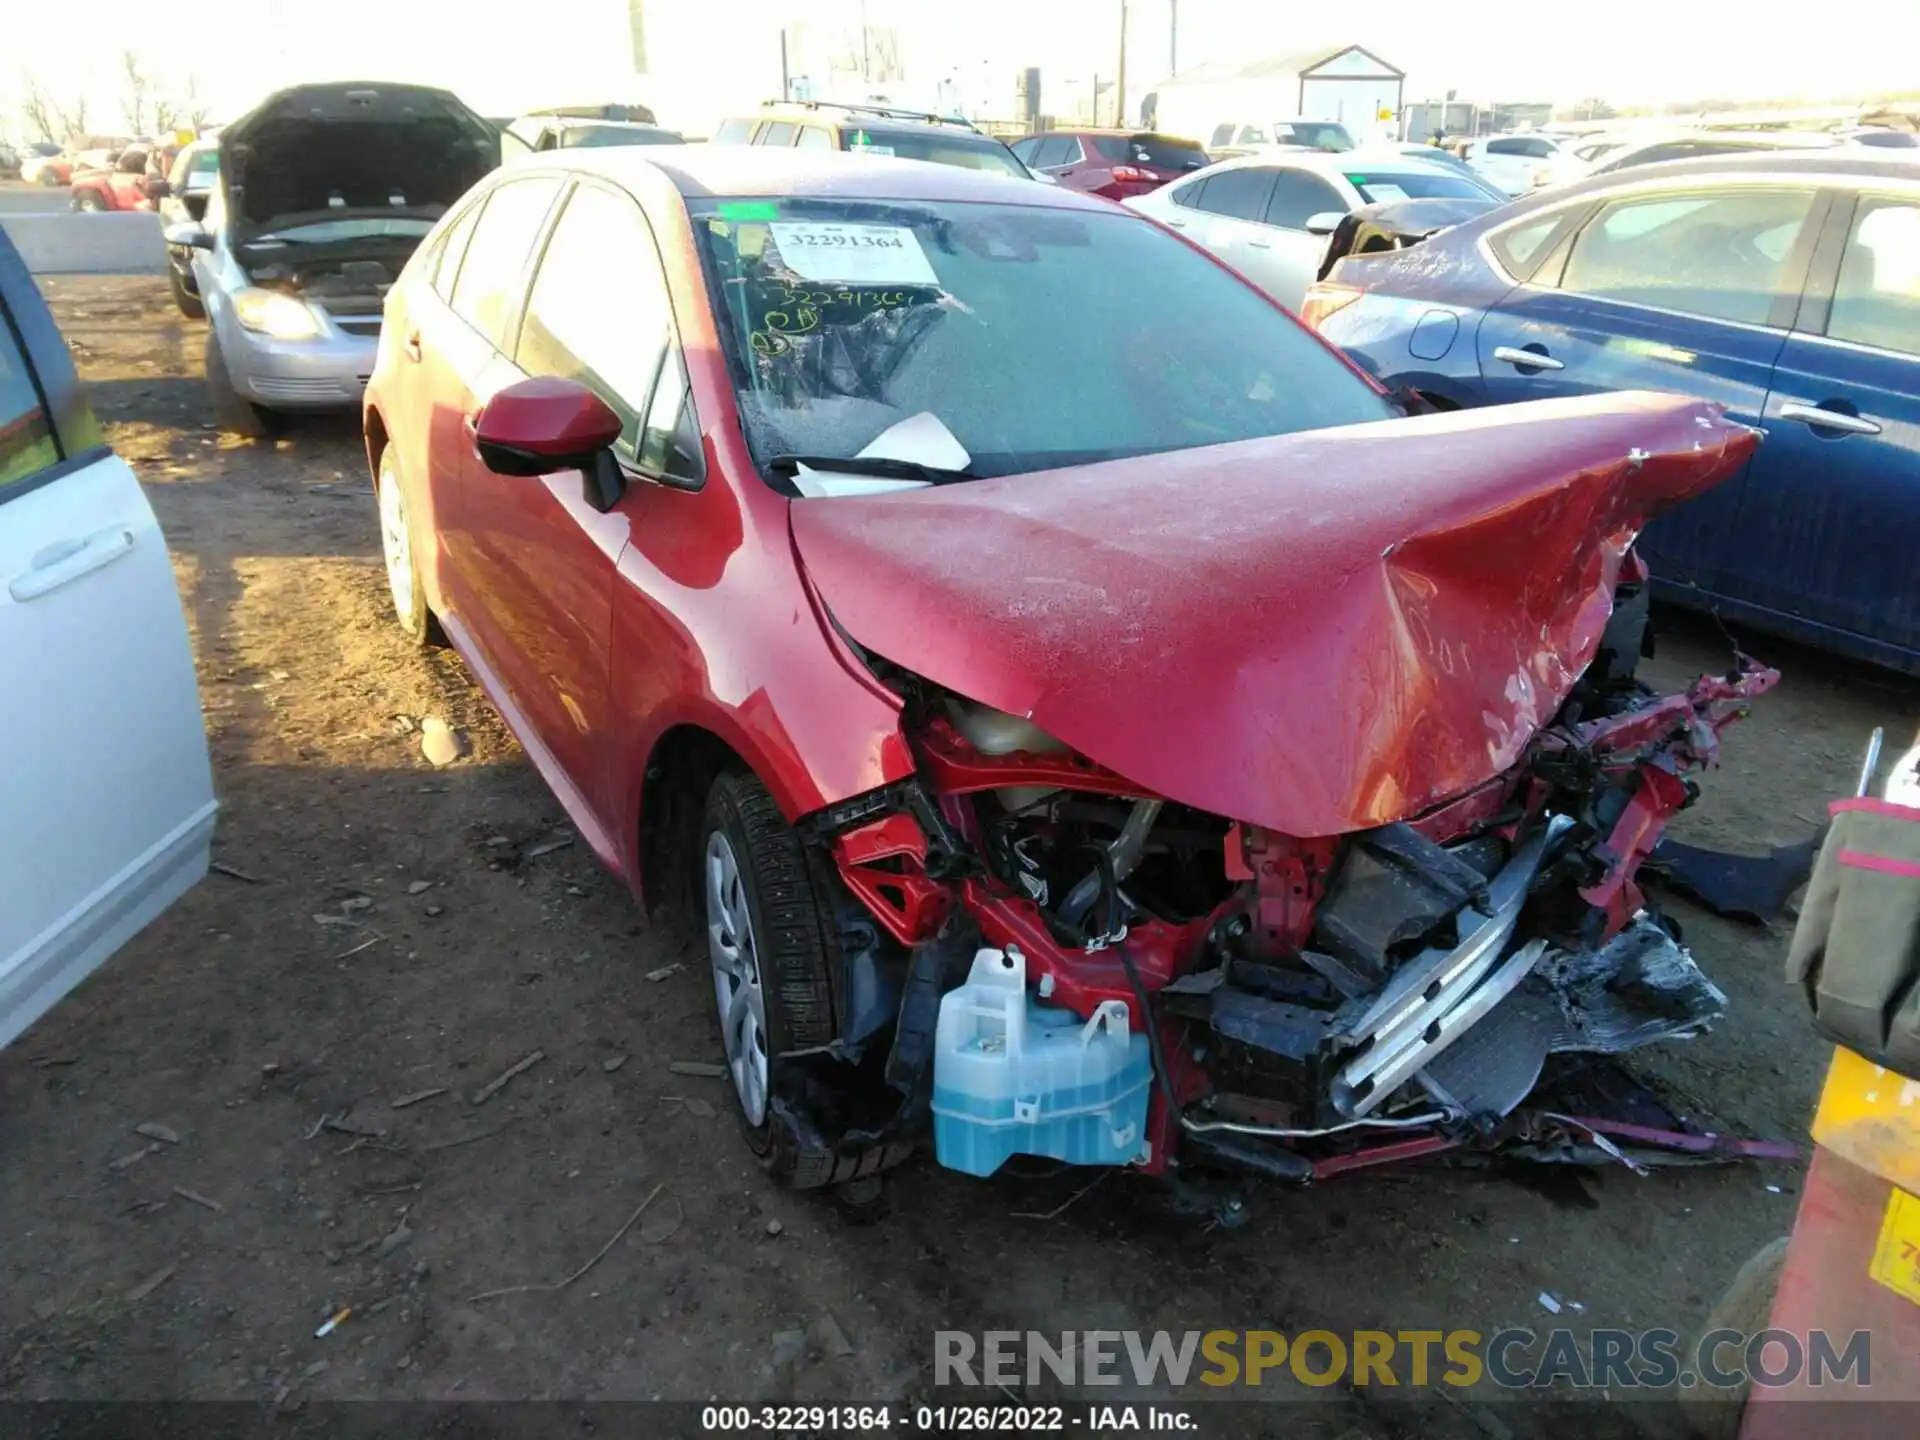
[
  {"xmin": 158, "ymin": 82, "xmax": 1920, "ymax": 682},
  {"xmin": 1125, "ymin": 148, "xmax": 1502, "ymax": 309},
  {"xmin": 12, "ymin": 76, "xmax": 1914, "ymax": 1209}
]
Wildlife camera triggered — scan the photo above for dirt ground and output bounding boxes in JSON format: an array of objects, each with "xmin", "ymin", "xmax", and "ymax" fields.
[{"xmin": 2, "ymin": 275, "xmax": 1916, "ymax": 1435}]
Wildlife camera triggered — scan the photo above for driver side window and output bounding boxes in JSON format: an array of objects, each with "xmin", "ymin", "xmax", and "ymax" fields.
[{"xmin": 516, "ymin": 182, "xmax": 704, "ymax": 483}]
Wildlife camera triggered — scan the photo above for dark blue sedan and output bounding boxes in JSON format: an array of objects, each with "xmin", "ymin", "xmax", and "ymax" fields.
[{"xmin": 1309, "ymin": 153, "xmax": 1920, "ymax": 673}]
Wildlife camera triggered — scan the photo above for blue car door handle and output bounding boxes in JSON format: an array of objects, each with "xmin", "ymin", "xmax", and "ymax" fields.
[
  {"xmin": 1779, "ymin": 402, "xmax": 1881, "ymax": 437},
  {"xmin": 1493, "ymin": 345, "xmax": 1564, "ymax": 371}
]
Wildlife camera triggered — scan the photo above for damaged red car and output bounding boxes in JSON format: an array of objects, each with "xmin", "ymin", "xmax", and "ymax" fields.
[{"xmin": 363, "ymin": 146, "xmax": 1780, "ymax": 1204}]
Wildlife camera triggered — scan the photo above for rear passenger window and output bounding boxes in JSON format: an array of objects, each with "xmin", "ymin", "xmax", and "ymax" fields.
[
  {"xmin": 430, "ymin": 203, "xmax": 482, "ymax": 301},
  {"xmin": 760, "ymin": 122, "xmax": 796, "ymax": 146},
  {"xmin": 1210, "ymin": 124, "xmax": 1234, "ymax": 147},
  {"xmin": 1009, "ymin": 137, "xmax": 1042, "ymax": 163},
  {"xmin": 1489, "ymin": 212, "xmax": 1568, "ymax": 278},
  {"xmin": 795, "ymin": 127, "xmax": 834, "ymax": 151},
  {"xmin": 516, "ymin": 184, "xmax": 673, "ymax": 459},
  {"xmin": 0, "ymin": 310, "xmax": 57, "ymax": 493},
  {"xmin": 1194, "ymin": 166, "xmax": 1278, "ymax": 222},
  {"xmin": 712, "ymin": 118, "xmax": 755, "ymax": 145},
  {"xmin": 1829, "ymin": 198, "xmax": 1920, "ymax": 355},
  {"xmin": 1266, "ymin": 170, "xmax": 1344, "ymax": 229},
  {"xmin": 1235, "ymin": 125, "xmax": 1268, "ymax": 145},
  {"xmin": 1559, "ymin": 189, "xmax": 1814, "ymax": 326},
  {"xmin": 1031, "ymin": 137, "xmax": 1072, "ymax": 168},
  {"xmin": 450, "ymin": 178, "xmax": 564, "ymax": 351}
]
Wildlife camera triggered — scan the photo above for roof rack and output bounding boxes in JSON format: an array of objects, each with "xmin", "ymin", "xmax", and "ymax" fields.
[{"xmin": 762, "ymin": 98, "xmax": 977, "ymax": 131}]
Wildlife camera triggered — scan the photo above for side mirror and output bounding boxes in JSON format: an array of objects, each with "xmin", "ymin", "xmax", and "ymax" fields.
[
  {"xmin": 1305, "ymin": 211, "xmax": 1346, "ymax": 236},
  {"xmin": 164, "ymin": 221, "xmax": 213, "ymax": 249},
  {"xmin": 473, "ymin": 377, "xmax": 626, "ymax": 511}
]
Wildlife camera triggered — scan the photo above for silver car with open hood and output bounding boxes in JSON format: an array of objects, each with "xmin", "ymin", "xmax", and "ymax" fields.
[{"xmin": 170, "ymin": 82, "xmax": 497, "ymax": 436}]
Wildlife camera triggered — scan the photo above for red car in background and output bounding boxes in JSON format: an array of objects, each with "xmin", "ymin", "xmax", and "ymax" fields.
[
  {"xmin": 68, "ymin": 144, "xmax": 177, "ymax": 212},
  {"xmin": 1008, "ymin": 128, "xmax": 1209, "ymax": 199},
  {"xmin": 361, "ymin": 144, "xmax": 1773, "ymax": 1202}
]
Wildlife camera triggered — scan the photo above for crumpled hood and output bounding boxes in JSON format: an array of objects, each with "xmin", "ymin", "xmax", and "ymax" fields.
[{"xmin": 790, "ymin": 392, "xmax": 1759, "ymax": 838}]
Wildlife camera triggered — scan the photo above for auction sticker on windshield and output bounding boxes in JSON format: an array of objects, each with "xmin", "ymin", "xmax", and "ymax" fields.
[{"xmin": 769, "ymin": 223, "xmax": 939, "ymax": 285}]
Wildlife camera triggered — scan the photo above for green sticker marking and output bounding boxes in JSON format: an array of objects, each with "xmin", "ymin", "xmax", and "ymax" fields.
[
  {"xmin": 717, "ymin": 201, "xmax": 780, "ymax": 221},
  {"xmin": 1344, "ymin": 175, "xmax": 1369, "ymax": 185}
]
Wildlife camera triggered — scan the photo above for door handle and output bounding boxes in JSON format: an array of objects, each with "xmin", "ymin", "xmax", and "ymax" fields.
[
  {"xmin": 1493, "ymin": 345, "xmax": 1565, "ymax": 371},
  {"xmin": 8, "ymin": 527, "xmax": 135, "ymax": 602},
  {"xmin": 1779, "ymin": 402, "xmax": 1881, "ymax": 437},
  {"xmin": 402, "ymin": 331, "xmax": 423, "ymax": 363},
  {"xmin": 1246, "ymin": 237, "xmax": 1272, "ymax": 249},
  {"xmin": 1165, "ymin": 218, "xmax": 1187, "ymax": 228}
]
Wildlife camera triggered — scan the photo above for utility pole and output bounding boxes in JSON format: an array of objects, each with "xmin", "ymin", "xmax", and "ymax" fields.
[
  {"xmin": 861, "ymin": 0, "xmax": 871, "ymax": 83},
  {"xmin": 1168, "ymin": 0, "xmax": 1178, "ymax": 76},
  {"xmin": 1115, "ymin": 0, "xmax": 1128, "ymax": 128}
]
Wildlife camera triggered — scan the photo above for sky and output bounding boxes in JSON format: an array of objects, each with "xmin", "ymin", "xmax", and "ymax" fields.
[{"xmin": 5, "ymin": 0, "xmax": 1910, "ymax": 141}]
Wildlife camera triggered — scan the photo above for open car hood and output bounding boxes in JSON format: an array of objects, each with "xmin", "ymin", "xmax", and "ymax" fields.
[
  {"xmin": 218, "ymin": 82, "xmax": 497, "ymax": 245},
  {"xmin": 790, "ymin": 393, "xmax": 1759, "ymax": 838}
]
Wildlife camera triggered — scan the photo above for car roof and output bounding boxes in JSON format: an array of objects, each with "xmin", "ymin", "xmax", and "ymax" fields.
[
  {"xmin": 1205, "ymin": 148, "xmax": 1462, "ymax": 177},
  {"xmin": 1610, "ymin": 129, "xmax": 1837, "ymax": 151},
  {"xmin": 1546, "ymin": 148, "xmax": 1920, "ymax": 198},
  {"xmin": 545, "ymin": 145, "xmax": 1110, "ymax": 208},
  {"xmin": 747, "ymin": 106, "xmax": 984, "ymax": 138},
  {"xmin": 547, "ymin": 118, "xmax": 675, "ymax": 133},
  {"xmin": 1051, "ymin": 127, "xmax": 1203, "ymax": 139}
]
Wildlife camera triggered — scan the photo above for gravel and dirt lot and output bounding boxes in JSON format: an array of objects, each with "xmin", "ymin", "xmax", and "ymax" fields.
[{"xmin": 2, "ymin": 275, "xmax": 1915, "ymax": 1436}]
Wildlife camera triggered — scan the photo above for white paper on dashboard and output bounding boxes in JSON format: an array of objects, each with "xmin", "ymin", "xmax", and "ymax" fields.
[
  {"xmin": 791, "ymin": 463, "xmax": 934, "ymax": 499},
  {"xmin": 855, "ymin": 412, "xmax": 972, "ymax": 471},
  {"xmin": 769, "ymin": 222, "xmax": 940, "ymax": 285}
]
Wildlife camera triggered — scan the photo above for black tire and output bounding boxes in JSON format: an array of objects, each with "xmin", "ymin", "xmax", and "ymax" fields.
[
  {"xmin": 72, "ymin": 189, "xmax": 106, "ymax": 213},
  {"xmin": 168, "ymin": 263, "xmax": 205, "ymax": 321},
  {"xmin": 701, "ymin": 773, "xmax": 913, "ymax": 1190},
  {"xmin": 204, "ymin": 330, "xmax": 275, "ymax": 439}
]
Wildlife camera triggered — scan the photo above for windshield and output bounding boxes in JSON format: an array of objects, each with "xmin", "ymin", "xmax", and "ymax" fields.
[
  {"xmin": 254, "ymin": 216, "xmax": 437, "ymax": 243},
  {"xmin": 564, "ymin": 124, "xmax": 682, "ymax": 148},
  {"xmin": 1344, "ymin": 169, "xmax": 1496, "ymax": 203},
  {"xmin": 695, "ymin": 197, "xmax": 1391, "ymax": 485},
  {"xmin": 1275, "ymin": 122, "xmax": 1355, "ymax": 152},
  {"xmin": 846, "ymin": 130, "xmax": 1027, "ymax": 177}
]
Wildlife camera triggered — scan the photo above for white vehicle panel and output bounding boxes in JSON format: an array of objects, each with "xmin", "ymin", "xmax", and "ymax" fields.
[{"xmin": 0, "ymin": 452, "xmax": 216, "ymax": 1049}]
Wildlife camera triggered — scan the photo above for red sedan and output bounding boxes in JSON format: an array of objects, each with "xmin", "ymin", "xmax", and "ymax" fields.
[{"xmin": 363, "ymin": 146, "xmax": 1773, "ymax": 1200}]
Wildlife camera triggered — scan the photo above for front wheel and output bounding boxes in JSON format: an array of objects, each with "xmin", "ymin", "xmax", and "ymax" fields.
[
  {"xmin": 702, "ymin": 773, "xmax": 912, "ymax": 1189},
  {"xmin": 204, "ymin": 330, "xmax": 277, "ymax": 439},
  {"xmin": 168, "ymin": 263, "xmax": 205, "ymax": 320}
]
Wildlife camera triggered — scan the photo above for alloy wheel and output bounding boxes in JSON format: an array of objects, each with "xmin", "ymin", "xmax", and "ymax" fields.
[{"xmin": 706, "ymin": 829, "xmax": 770, "ymax": 1125}]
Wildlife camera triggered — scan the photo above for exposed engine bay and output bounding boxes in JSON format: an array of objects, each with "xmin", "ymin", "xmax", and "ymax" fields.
[
  {"xmin": 780, "ymin": 624, "xmax": 1787, "ymax": 1192},
  {"xmin": 240, "ymin": 246, "xmax": 405, "ymax": 314}
]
